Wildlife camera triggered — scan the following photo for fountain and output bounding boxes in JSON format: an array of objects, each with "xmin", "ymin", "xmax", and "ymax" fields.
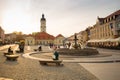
[
  {"xmin": 57, "ymin": 33, "xmax": 99, "ymax": 56},
  {"xmin": 73, "ymin": 33, "xmax": 79, "ymax": 49}
]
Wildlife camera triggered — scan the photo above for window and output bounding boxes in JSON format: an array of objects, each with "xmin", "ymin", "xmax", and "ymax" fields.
[
  {"xmin": 117, "ymin": 23, "xmax": 120, "ymax": 29},
  {"xmin": 118, "ymin": 30, "xmax": 120, "ymax": 35},
  {"xmin": 59, "ymin": 40, "xmax": 61, "ymax": 43},
  {"xmin": 109, "ymin": 23, "xmax": 113, "ymax": 29}
]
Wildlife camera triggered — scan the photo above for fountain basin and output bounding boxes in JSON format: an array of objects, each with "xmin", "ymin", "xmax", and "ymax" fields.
[{"xmin": 57, "ymin": 48, "xmax": 99, "ymax": 56}]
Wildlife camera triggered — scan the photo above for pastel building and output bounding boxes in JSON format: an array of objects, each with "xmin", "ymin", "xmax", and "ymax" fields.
[
  {"xmin": 25, "ymin": 35, "xmax": 35, "ymax": 45},
  {"xmin": 0, "ymin": 26, "xmax": 5, "ymax": 44},
  {"xmin": 87, "ymin": 10, "xmax": 120, "ymax": 48},
  {"xmin": 54, "ymin": 34, "xmax": 65, "ymax": 46},
  {"xmin": 34, "ymin": 14, "xmax": 55, "ymax": 45},
  {"xmin": 25, "ymin": 14, "xmax": 65, "ymax": 46}
]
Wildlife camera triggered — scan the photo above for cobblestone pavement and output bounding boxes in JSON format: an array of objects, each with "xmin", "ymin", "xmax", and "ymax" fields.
[
  {"xmin": 23, "ymin": 45, "xmax": 120, "ymax": 80},
  {"xmin": 80, "ymin": 63, "xmax": 120, "ymax": 80},
  {"xmin": 24, "ymin": 46, "xmax": 120, "ymax": 63},
  {"xmin": 0, "ymin": 45, "xmax": 99, "ymax": 80}
]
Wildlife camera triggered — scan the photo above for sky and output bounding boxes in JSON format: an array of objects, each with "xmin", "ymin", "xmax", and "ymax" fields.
[{"xmin": 0, "ymin": 0, "xmax": 120, "ymax": 37}]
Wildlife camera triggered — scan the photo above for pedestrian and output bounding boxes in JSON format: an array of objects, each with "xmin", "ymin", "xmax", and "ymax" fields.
[
  {"xmin": 8, "ymin": 46, "xmax": 13, "ymax": 54},
  {"xmin": 38, "ymin": 45, "xmax": 42, "ymax": 51},
  {"xmin": 68, "ymin": 42, "xmax": 71, "ymax": 48},
  {"xmin": 52, "ymin": 47, "xmax": 59, "ymax": 60}
]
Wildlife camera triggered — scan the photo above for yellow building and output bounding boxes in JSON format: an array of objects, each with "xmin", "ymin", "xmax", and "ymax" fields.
[
  {"xmin": 35, "ymin": 32, "xmax": 55, "ymax": 45},
  {"xmin": 0, "ymin": 26, "xmax": 5, "ymax": 44},
  {"xmin": 54, "ymin": 34, "xmax": 65, "ymax": 46},
  {"xmin": 40, "ymin": 14, "xmax": 46, "ymax": 32},
  {"xmin": 24, "ymin": 14, "xmax": 66, "ymax": 46},
  {"xmin": 25, "ymin": 36, "xmax": 35, "ymax": 45},
  {"xmin": 88, "ymin": 10, "xmax": 120, "ymax": 48}
]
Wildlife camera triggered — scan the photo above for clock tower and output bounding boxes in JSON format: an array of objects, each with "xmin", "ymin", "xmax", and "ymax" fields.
[{"xmin": 40, "ymin": 14, "xmax": 46, "ymax": 32}]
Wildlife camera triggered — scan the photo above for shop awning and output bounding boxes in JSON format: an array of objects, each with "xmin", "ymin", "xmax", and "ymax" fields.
[{"xmin": 87, "ymin": 37, "xmax": 120, "ymax": 43}]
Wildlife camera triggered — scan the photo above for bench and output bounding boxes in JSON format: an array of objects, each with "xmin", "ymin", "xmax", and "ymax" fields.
[
  {"xmin": 6, "ymin": 55, "xmax": 19, "ymax": 61},
  {"xmin": 0, "ymin": 77, "xmax": 13, "ymax": 80},
  {"xmin": 34, "ymin": 49, "xmax": 42, "ymax": 51},
  {"xmin": 34, "ymin": 49, "xmax": 38, "ymax": 51},
  {"xmin": 3, "ymin": 52, "xmax": 9, "ymax": 56},
  {"xmin": 16, "ymin": 50, "xmax": 20, "ymax": 53},
  {"xmin": 3, "ymin": 52, "xmax": 13, "ymax": 56},
  {"xmin": 39, "ymin": 60, "xmax": 63, "ymax": 66}
]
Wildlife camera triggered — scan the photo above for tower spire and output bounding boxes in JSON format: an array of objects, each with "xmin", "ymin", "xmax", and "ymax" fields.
[
  {"xmin": 42, "ymin": 14, "xmax": 44, "ymax": 18},
  {"xmin": 40, "ymin": 14, "xmax": 46, "ymax": 32}
]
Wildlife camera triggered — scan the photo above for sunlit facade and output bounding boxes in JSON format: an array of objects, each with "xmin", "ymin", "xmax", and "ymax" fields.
[
  {"xmin": 87, "ymin": 10, "xmax": 120, "ymax": 48},
  {"xmin": 54, "ymin": 34, "xmax": 65, "ymax": 46},
  {"xmin": 34, "ymin": 14, "xmax": 55, "ymax": 45},
  {"xmin": 40, "ymin": 14, "xmax": 46, "ymax": 32},
  {"xmin": 25, "ymin": 36, "xmax": 35, "ymax": 45},
  {"xmin": 0, "ymin": 26, "xmax": 5, "ymax": 44}
]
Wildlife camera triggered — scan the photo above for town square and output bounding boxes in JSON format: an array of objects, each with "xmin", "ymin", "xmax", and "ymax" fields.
[{"xmin": 0, "ymin": 0, "xmax": 120, "ymax": 80}]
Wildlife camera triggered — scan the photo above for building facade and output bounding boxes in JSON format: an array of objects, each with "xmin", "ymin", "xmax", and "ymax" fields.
[
  {"xmin": 54, "ymin": 34, "xmax": 65, "ymax": 46},
  {"xmin": 34, "ymin": 14, "xmax": 55, "ymax": 45},
  {"xmin": 0, "ymin": 26, "xmax": 5, "ymax": 44},
  {"xmin": 41, "ymin": 14, "xmax": 46, "ymax": 32},
  {"xmin": 87, "ymin": 10, "xmax": 120, "ymax": 48},
  {"xmin": 25, "ymin": 14, "xmax": 65, "ymax": 46},
  {"xmin": 77, "ymin": 30, "xmax": 89, "ymax": 48},
  {"xmin": 25, "ymin": 36, "xmax": 35, "ymax": 45},
  {"xmin": 35, "ymin": 32, "xmax": 55, "ymax": 45}
]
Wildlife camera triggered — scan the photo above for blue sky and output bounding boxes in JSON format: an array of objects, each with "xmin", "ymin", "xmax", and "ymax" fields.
[{"xmin": 0, "ymin": 0, "xmax": 120, "ymax": 37}]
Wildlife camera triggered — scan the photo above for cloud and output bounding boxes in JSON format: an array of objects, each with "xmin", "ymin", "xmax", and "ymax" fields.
[{"xmin": 0, "ymin": 0, "xmax": 120, "ymax": 37}]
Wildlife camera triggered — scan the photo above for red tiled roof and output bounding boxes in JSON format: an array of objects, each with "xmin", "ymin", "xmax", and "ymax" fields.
[
  {"xmin": 56, "ymin": 34, "xmax": 64, "ymax": 38},
  {"xmin": 35, "ymin": 32, "xmax": 55, "ymax": 40}
]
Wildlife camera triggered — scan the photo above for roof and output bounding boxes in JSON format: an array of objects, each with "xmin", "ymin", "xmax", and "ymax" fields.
[
  {"xmin": 98, "ymin": 9, "xmax": 120, "ymax": 21},
  {"xmin": 98, "ymin": 17, "xmax": 105, "ymax": 21},
  {"xmin": 35, "ymin": 32, "xmax": 55, "ymax": 40},
  {"xmin": 105, "ymin": 9, "xmax": 120, "ymax": 18},
  {"xmin": 97, "ymin": 9, "xmax": 120, "ymax": 24},
  {"xmin": 41, "ymin": 14, "xmax": 46, "ymax": 21},
  {"xmin": 56, "ymin": 34, "xmax": 64, "ymax": 38},
  {"xmin": 26, "ymin": 34, "xmax": 34, "ymax": 37},
  {"xmin": 0, "ymin": 26, "xmax": 4, "ymax": 31}
]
